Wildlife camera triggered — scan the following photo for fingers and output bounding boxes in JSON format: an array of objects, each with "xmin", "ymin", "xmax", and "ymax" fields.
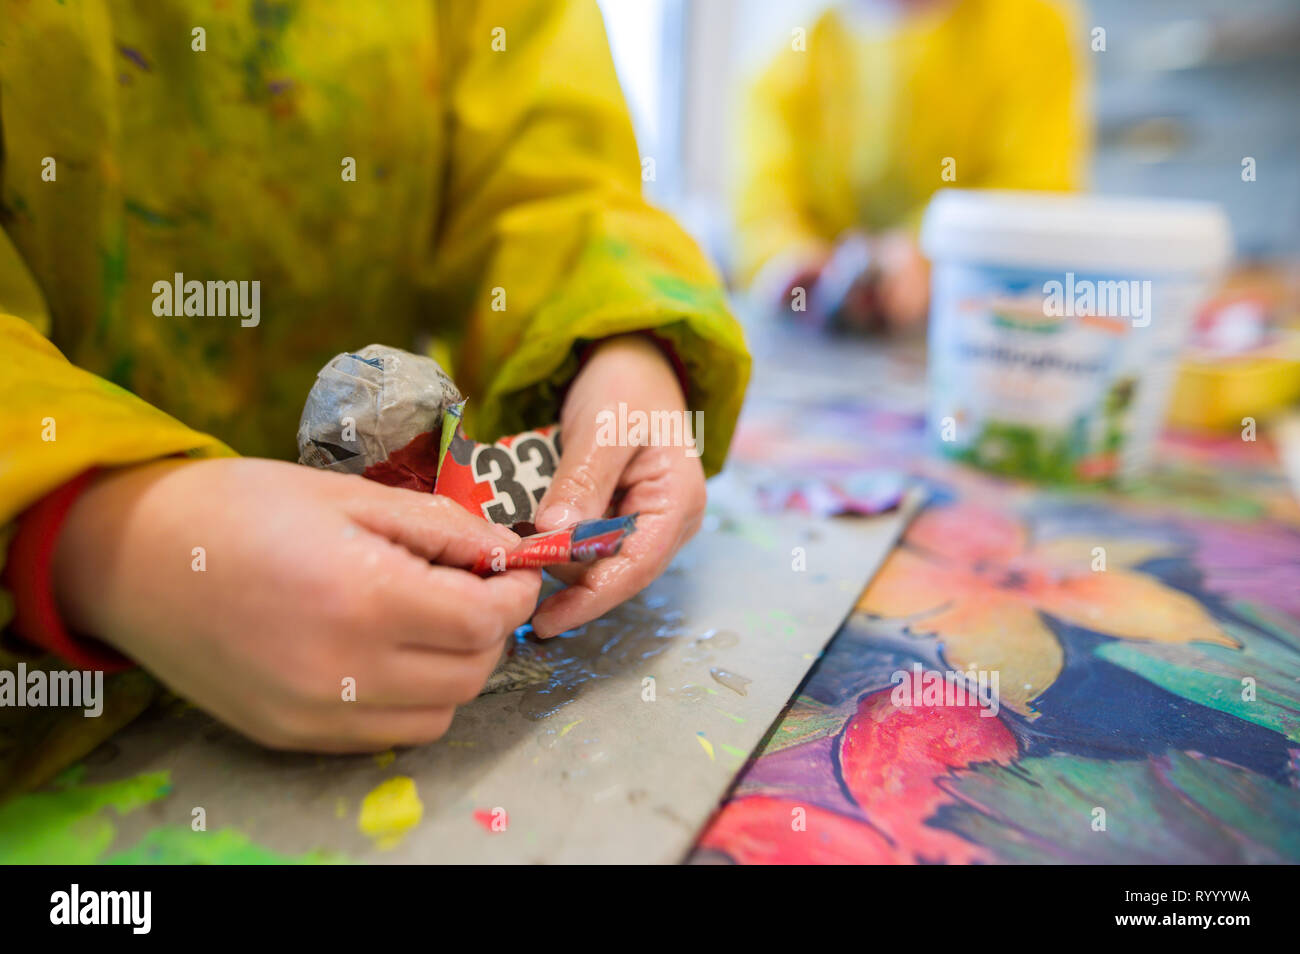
[
  {"xmin": 530, "ymin": 513, "xmax": 672, "ymax": 637},
  {"xmin": 358, "ymin": 643, "xmax": 508, "ymax": 708},
  {"xmin": 258, "ymin": 705, "xmax": 461, "ymax": 754},
  {"xmin": 339, "ymin": 477, "xmax": 540, "ymax": 651},
  {"xmin": 338, "ymin": 706, "xmax": 461, "ymax": 750},
  {"xmin": 533, "ymin": 423, "xmax": 635, "ymax": 533},
  {"xmin": 346, "ymin": 486, "xmax": 519, "ymax": 569},
  {"xmin": 244, "ymin": 627, "xmax": 531, "ymax": 751},
  {"xmin": 534, "ymin": 334, "xmax": 681, "ymax": 533},
  {"xmin": 254, "ymin": 636, "xmax": 528, "ymax": 750},
  {"xmin": 537, "ymin": 559, "xmax": 584, "ymax": 586},
  {"xmin": 377, "ymin": 564, "xmax": 541, "ymax": 652},
  {"xmin": 242, "ymin": 584, "xmax": 538, "ymax": 752},
  {"xmin": 531, "ymin": 451, "xmax": 703, "ymax": 637},
  {"xmin": 878, "ymin": 233, "xmax": 930, "ymax": 327}
]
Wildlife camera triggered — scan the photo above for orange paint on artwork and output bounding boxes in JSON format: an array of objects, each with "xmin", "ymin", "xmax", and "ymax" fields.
[{"xmin": 857, "ymin": 502, "xmax": 1237, "ymax": 716}]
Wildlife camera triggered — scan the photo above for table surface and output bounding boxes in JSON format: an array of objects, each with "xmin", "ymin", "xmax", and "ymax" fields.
[
  {"xmin": 3, "ymin": 319, "xmax": 1297, "ymax": 864},
  {"xmin": 688, "ymin": 321, "xmax": 1300, "ymax": 863}
]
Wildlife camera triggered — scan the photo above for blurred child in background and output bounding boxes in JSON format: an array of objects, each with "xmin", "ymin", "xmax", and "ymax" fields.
[{"xmin": 734, "ymin": 0, "xmax": 1090, "ymax": 331}]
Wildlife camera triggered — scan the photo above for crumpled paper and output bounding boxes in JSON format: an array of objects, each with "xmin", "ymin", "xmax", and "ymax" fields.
[{"xmin": 297, "ymin": 344, "xmax": 462, "ymax": 476}]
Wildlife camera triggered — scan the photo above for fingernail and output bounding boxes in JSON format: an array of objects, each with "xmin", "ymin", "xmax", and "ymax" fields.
[{"xmin": 535, "ymin": 505, "xmax": 576, "ymax": 531}]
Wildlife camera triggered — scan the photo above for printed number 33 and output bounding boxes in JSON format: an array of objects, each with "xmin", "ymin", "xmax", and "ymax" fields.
[{"xmin": 473, "ymin": 433, "xmax": 560, "ymax": 525}]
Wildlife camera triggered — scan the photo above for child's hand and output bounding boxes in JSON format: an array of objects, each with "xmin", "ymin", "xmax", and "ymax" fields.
[
  {"xmin": 531, "ymin": 334, "xmax": 706, "ymax": 636},
  {"xmin": 52, "ymin": 458, "xmax": 541, "ymax": 752},
  {"xmin": 874, "ymin": 231, "xmax": 930, "ymax": 330}
]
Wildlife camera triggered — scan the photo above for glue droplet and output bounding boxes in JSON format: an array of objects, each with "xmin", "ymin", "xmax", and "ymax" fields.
[
  {"xmin": 702, "ymin": 629, "xmax": 741, "ymax": 649},
  {"xmin": 709, "ymin": 667, "xmax": 752, "ymax": 696}
]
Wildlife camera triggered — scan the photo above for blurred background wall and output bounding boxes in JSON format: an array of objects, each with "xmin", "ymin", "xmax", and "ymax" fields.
[{"xmin": 597, "ymin": 0, "xmax": 1300, "ymax": 271}]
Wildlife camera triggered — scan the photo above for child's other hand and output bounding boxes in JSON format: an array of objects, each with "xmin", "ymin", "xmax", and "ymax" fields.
[
  {"xmin": 875, "ymin": 231, "xmax": 930, "ymax": 331},
  {"xmin": 531, "ymin": 334, "xmax": 706, "ymax": 636},
  {"xmin": 52, "ymin": 458, "xmax": 541, "ymax": 752}
]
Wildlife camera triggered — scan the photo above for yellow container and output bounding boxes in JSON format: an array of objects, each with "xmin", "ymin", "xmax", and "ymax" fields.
[{"xmin": 1169, "ymin": 351, "xmax": 1300, "ymax": 431}]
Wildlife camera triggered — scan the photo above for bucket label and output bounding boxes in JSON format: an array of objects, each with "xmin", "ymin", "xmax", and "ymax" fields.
[{"xmin": 929, "ymin": 264, "xmax": 1196, "ymax": 483}]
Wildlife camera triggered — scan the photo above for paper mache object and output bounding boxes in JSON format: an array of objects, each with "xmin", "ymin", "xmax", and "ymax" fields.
[
  {"xmin": 296, "ymin": 344, "xmax": 463, "ymax": 482},
  {"xmin": 297, "ymin": 344, "xmax": 634, "ymax": 573}
]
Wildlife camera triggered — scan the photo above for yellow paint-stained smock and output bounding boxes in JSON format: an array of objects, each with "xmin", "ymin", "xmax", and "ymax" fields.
[{"xmin": 0, "ymin": 0, "xmax": 750, "ymax": 796}]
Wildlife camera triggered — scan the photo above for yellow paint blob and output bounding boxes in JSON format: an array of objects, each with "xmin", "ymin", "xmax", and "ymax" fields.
[
  {"xmin": 359, "ymin": 776, "xmax": 423, "ymax": 850},
  {"xmin": 374, "ymin": 750, "xmax": 396, "ymax": 768}
]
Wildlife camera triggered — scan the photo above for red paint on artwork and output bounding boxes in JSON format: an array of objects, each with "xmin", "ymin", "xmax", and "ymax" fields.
[
  {"xmin": 838, "ymin": 688, "xmax": 1017, "ymax": 864},
  {"xmin": 700, "ymin": 688, "xmax": 1016, "ymax": 865},
  {"xmin": 698, "ymin": 796, "xmax": 900, "ymax": 864}
]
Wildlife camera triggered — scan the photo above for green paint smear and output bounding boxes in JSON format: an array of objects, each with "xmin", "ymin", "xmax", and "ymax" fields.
[
  {"xmin": 1095, "ymin": 607, "xmax": 1300, "ymax": 743},
  {"xmin": 106, "ymin": 827, "xmax": 345, "ymax": 865},
  {"xmin": 648, "ymin": 274, "xmax": 728, "ymax": 314},
  {"xmin": 941, "ymin": 751, "xmax": 1300, "ymax": 863},
  {"xmin": 96, "ymin": 224, "xmax": 128, "ymax": 338},
  {"xmin": 712, "ymin": 513, "xmax": 778, "ymax": 552},
  {"xmin": 124, "ymin": 199, "xmax": 182, "ymax": 228},
  {"xmin": 758, "ymin": 698, "xmax": 848, "ymax": 756},
  {"xmin": 0, "ymin": 771, "xmax": 171, "ymax": 864},
  {"xmin": 0, "ymin": 769, "xmax": 348, "ymax": 864}
]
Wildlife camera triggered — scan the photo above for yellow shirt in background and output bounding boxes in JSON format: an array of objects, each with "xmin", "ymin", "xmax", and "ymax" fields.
[{"xmin": 733, "ymin": 0, "xmax": 1090, "ymax": 285}]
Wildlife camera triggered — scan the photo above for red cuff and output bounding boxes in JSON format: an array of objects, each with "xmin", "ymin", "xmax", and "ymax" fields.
[{"xmin": 2, "ymin": 469, "xmax": 133, "ymax": 672}]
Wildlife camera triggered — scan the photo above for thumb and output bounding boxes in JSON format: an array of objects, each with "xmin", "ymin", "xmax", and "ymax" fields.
[{"xmin": 534, "ymin": 417, "xmax": 635, "ymax": 532}]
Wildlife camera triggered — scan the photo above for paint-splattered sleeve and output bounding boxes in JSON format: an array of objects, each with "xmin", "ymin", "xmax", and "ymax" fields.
[
  {"xmin": 0, "ymin": 31, "xmax": 237, "ymax": 538},
  {"xmin": 0, "ymin": 308, "xmax": 232, "ymax": 520},
  {"xmin": 425, "ymin": 0, "xmax": 750, "ymax": 477},
  {"xmin": 0, "ymin": 236, "xmax": 221, "ymax": 794},
  {"xmin": 0, "ymin": 231, "xmax": 230, "ymax": 648},
  {"xmin": 0, "ymin": 232, "xmax": 230, "ymax": 520}
]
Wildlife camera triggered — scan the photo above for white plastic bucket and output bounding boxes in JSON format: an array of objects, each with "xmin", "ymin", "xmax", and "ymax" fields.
[{"xmin": 920, "ymin": 189, "xmax": 1232, "ymax": 484}]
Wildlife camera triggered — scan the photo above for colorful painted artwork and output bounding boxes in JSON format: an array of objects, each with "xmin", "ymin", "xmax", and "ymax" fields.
[{"xmin": 693, "ymin": 402, "xmax": 1300, "ymax": 863}]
